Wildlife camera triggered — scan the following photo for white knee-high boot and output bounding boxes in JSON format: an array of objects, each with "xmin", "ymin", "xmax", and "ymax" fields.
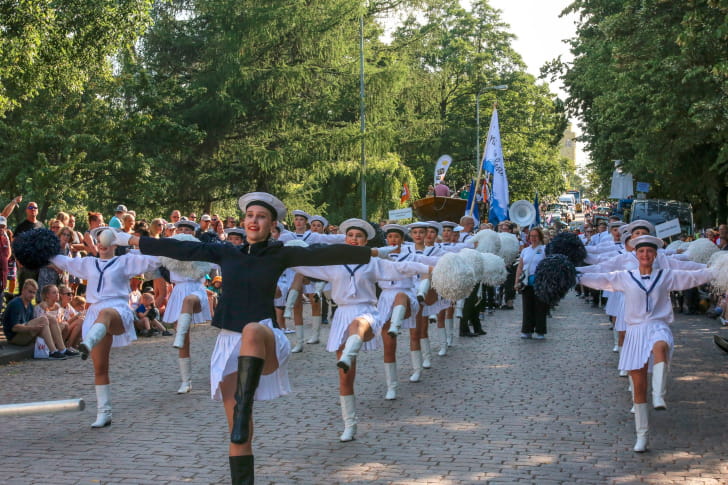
[
  {"xmin": 633, "ymin": 403, "xmax": 649, "ymax": 452},
  {"xmin": 177, "ymin": 357, "xmax": 192, "ymax": 394},
  {"xmin": 455, "ymin": 299, "xmax": 464, "ymax": 318},
  {"xmin": 612, "ymin": 328, "xmax": 619, "ymax": 352},
  {"xmin": 283, "ymin": 289, "xmax": 299, "ymax": 319},
  {"xmin": 652, "ymin": 362, "xmax": 668, "ymax": 410},
  {"xmin": 420, "ymin": 338, "xmax": 432, "ymax": 369},
  {"xmin": 629, "ymin": 375, "xmax": 635, "ymax": 414},
  {"xmin": 336, "ymin": 334, "xmax": 363, "ymax": 373},
  {"xmin": 437, "ymin": 327, "xmax": 448, "ymax": 356},
  {"xmin": 79, "ymin": 323, "xmax": 107, "ymax": 360},
  {"xmin": 416, "ymin": 278, "xmax": 430, "ymax": 302},
  {"xmin": 339, "ymin": 394, "xmax": 357, "ymax": 442},
  {"xmin": 173, "ymin": 313, "xmax": 193, "ymax": 349},
  {"xmin": 388, "ymin": 305, "xmax": 406, "ymax": 337},
  {"xmin": 91, "ymin": 384, "xmax": 112, "ymax": 428},
  {"xmin": 409, "ymin": 350, "xmax": 422, "ymax": 382},
  {"xmin": 307, "ymin": 316, "xmax": 321, "ymax": 344},
  {"xmin": 384, "ymin": 362, "xmax": 398, "ymax": 400},
  {"xmin": 445, "ymin": 318, "xmax": 454, "ymax": 347},
  {"xmin": 291, "ymin": 325, "xmax": 304, "ymax": 353}
]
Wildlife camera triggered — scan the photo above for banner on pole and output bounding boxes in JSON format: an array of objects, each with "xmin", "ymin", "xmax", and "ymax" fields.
[{"xmin": 433, "ymin": 155, "xmax": 453, "ymax": 185}]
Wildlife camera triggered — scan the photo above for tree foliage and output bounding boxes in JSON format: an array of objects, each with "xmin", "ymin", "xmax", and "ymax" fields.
[
  {"xmin": 0, "ymin": 0, "xmax": 572, "ymax": 227},
  {"xmin": 554, "ymin": 0, "xmax": 728, "ymax": 224}
]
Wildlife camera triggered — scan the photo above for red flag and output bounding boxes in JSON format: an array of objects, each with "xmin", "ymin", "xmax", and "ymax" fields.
[{"xmin": 400, "ymin": 183, "xmax": 410, "ymax": 203}]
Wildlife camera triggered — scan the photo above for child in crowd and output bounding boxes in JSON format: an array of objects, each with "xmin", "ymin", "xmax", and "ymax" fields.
[{"xmin": 135, "ymin": 292, "xmax": 171, "ymax": 337}]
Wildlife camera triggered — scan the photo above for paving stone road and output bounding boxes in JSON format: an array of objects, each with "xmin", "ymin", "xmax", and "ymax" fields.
[{"xmin": 1, "ymin": 292, "xmax": 727, "ymax": 484}]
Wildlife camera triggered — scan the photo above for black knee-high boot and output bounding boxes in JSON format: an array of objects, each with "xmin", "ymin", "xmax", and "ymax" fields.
[
  {"xmin": 230, "ymin": 356, "xmax": 264, "ymax": 444},
  {"xmin": 229, "ymin": 455, "xmax": 254, "ymax": 485}
]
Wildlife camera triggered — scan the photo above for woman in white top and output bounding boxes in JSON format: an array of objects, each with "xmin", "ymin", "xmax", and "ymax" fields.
[
  {"xmin": 579, "ymin": 235, "xmax": 714, "ymax": 453},
  {"xmin": 293, "ymin": 218, "xmax": 428, "ymax": 442},
  {"xmin": 50, "ymin": 227, "xmax": 161, "ymax": 428},
  {"xmin": 514, "ymin": 227, "xmax": 548, "ymax": 339}
]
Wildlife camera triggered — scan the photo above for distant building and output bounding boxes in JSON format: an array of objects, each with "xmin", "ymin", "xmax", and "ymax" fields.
[{"xmin": 559, "ymin": 123, "xmax": 577, "ymax": 163}]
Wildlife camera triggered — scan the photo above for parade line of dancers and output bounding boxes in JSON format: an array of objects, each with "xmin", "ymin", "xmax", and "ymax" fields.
[{"xmin": 12, "ymin": 192, "xmax": 723, "ymax": 484}]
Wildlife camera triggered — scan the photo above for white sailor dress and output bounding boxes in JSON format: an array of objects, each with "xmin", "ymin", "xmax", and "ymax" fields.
[
  {"xmin": 294, "ymin": 258, "xmax": 430, "ymax": 352},
  {"xmin": 162, "ymin": 270, "xmax": 212, "ymax": 324},
  {"xmin": 580, "ymin": 268, "xmax": 713, "ymax": 371},
  {"xmin": 51, "ymin": 253, "xmax": 161, "ymax": 347},
  {"xmin": 376, "ymin": 249, "xmax": 422, "ymax": 330}
]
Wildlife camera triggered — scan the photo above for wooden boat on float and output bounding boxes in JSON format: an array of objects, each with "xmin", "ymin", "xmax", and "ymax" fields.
[{"xmin": 411, "ymin": 196, "xmax": 468, "ymax": 222}]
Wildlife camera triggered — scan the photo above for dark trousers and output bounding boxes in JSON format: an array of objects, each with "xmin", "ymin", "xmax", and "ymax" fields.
[
  {"xmin": 461, "ymin": 284, "xmax": 484, "ymax": 334},
  {"xmin": 17, "ymin": 267, "xmax": 39, "ymax": 293},
  {"xmin": 503, "ymin": 265, "xmax": 517, "ymax": 302},
  {"xmin": 683, "ymin": 288, "xmax": 699, "ymax": 313},
  {"xmin": 478, "ymin": 285, "xmax": 496, "ymax": 311},
  {"xmin": 521, "ymin": 285, "xmax": 548, "ymax": 334}
]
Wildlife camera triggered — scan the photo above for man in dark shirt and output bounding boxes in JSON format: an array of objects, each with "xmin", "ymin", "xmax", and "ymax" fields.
[
  {"xmin": 14, "ymin": 201, "xmax": 44, "ymax": 290},
  {"xmin": 2, "ymin": 279, "xmax": 69, "ymax": 359}
]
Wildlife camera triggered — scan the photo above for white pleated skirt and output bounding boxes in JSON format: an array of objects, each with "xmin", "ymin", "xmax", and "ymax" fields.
[
  {"xmin": 618, "ymin": 320, "xmax": 673, "ymax": 372},
  {"xmin": 163, "ymin": 281, "xmax": 212, "ymax": 324},
  {"xmin": 604, "ymin": 291, "xmax": 623, "ymax": 317},
  {"xmin": 210, "ymin": 320, "xmax": 291, "ymax": 402},
  {"xmin": 614, "ymin": 305, "xmax": 627, "ymax": 332},
  {"xmin": 326, "ymin": 303, "xmax": 383, "ymax": 352},
  {"xmin": 377, "ymin": 289, "xmax": 419, "ymax": 330},
  {"xmin": 274, "ymin": 281, "xmax": 288, "ymax": 307},
  {"xmin": 423, "ymin": 296, "xmax": 450, "ymax": 315},
  {"xmin": 83, "ymin": 298, "xmax": 136, "ymax": 348}
]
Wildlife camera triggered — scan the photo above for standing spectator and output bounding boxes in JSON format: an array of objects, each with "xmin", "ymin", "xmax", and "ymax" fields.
[
  {"xmin": 149, "ymin": 218, "xmax": 165, "ymax": 238},
  {"xmin": 67, "ymin": 214, "xmax": 84, "ymax": 249},
  {"xmin": 199, "ymin": 214, "xmax": 212, "ymax": 233},
  {"xmin": 716, "ymin": 224, "xmax": 728, "ymax": 250},
  {"xmin": 108, "ymin": 205, "xmax": 127, "ymax": 229},
  {"xmin": 170, "ymin": 210, "xmax": 181, "ymax": 224},
  {"xmin": 2, "ymin": 280, "xmax": 70, "ymax": 358},
  {"xmin": 2, "ymin": 195, "xmax": 24, "ymax": 218},
  {"xmin": 515, "ymin": 227, "xmax": 549, "ymax": 339},
  {"xmin": 122, "ymin": 213, "xmax": 135, "ymax": 234},
  {"xmin": 14, "ymin": 201, "xmax": 44, "ymax": 290},
  {"xmin": 0, "ymin": 216, "xmax": 11, "ymax": 306},
  {"xmin": 434, "ymin": 181, "xmax": 450, "ymax": 197},
  {"xmin": 83, "ymin": 212, "xmax": 105, "ymax": 257}
]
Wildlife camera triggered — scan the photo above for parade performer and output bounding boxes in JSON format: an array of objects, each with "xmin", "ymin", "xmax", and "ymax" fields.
[
  {"xmin": 579, "ymin": 235, "xmax": 714, "ymax": 453},
  {"xmin": 46, "ymin": 227, "xmax": 160, "ymax": 428},
  {"xmin": 160, "ymin": 220, "xmax": 213, "ymax": 394},
  {"xmin": 292, "ymin": 219, "xmax": 428, "ymax": 441},
  {"xmin": 126, "ymin": 193, "xmax": 383, "ymax": 484}
]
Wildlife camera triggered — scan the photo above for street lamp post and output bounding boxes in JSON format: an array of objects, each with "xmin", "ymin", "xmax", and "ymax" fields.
[{"xmin": 470, "ymin": 84, "xmax": 508, "ymax": 217}]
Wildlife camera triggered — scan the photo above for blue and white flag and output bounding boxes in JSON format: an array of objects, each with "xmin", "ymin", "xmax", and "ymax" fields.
[{"xmin": 482, "ymin": 109, "xmax": 509, "ymax": 224}]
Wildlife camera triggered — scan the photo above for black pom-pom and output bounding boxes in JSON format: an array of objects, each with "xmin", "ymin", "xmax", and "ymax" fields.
[
  {"xmin": 11, "ymin": 228, "xmax": 61, "ymax": 270},
  {"xmin": 366, "ymin": 220, "xmax": 386, "ymax": 248},
  {"xmin": 533, "ymin": 254, "xmax": 576, "ymax": 305},
  {"xmin": 198, "ymin": 231, "xmax": 222, "ymax": 244},
  {"xmin": 546, "ymin": 232, "xmax": 587, "ymax": 266}
]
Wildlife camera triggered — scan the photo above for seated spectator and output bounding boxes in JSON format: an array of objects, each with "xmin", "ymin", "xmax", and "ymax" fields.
[
  {"xmin": 34, "ymin": 284, "xmax": 66, "ymax": 339},
  {"xmin": 1, "ymin": 280, "xmax": 75, "ymax": 359},
  {"xmin": 59, "ymin": 284, "xmax": 84, "ymax": 350},
  {"xmin": 135, "ymin": 292, "xmax": 170, "ymax": 337}
]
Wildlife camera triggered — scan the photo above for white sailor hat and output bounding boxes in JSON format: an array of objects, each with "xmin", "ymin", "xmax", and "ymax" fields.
[
  {"xmin": 0, "ymin": 215, "xmax": 6, "ymax": 226},
  {"xmin": 382, "ymin": 223, "xmax": 407, "ymax": 235},
  {"xmin": 627, "ymin": 219, "xmax": 656, "ymax": 235},
  {"xmin": 224, "ymin": 227, "xmax": 246, "ymax": 238},
  {"xmin": 425, "ymin": 220, "xmax": 442, "ymax": 235},
  {"xmin": 631, "ymin": 235, "xmax": 664, "ymax": 250},
  {"xmin": 407, "ymin": 221, "xmax": 430, "ymax": 231},
  {"xmin": 309, "ymin": 215, "xmax": 328, "ymax": 228},
  {"xmin": 454, "ymin": 225, "xmax": 465, "ymax": 232},
  {"xmin": 164, "ymin": 223, "xmax": 175, "ymax": 231},
  {"xmin": 291, "ymin": 209, "xmax": 311, "ymax": 220},
  {"xmin": 440, "ymin": 221, "xmax": 457, "ymax": 229},
  {"xmin": 608, "ymin": 221, "xmax": 626, "ymax": 229},
  {"xmin": 238, "ymin": 192, "xmax": 287, "ymax": 221},
  {"xmin": 90, "ymin": 226, "xmax": 120, "ymax": 243},
  {"xmin": 620, "ymin": 230, "xmax": 632, "ymax": 246},
  {"xmin": 175, "ymin": 220, "xmax": 199, "ymax": 231},
  {"xmin": 340, "ymin": 218, "xmax": 376, "ymax": 240}
]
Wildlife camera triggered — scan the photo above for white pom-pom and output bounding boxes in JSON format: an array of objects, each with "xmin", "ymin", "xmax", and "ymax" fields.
[
  {"xmin": 666, "ymin": 240, "xmax": 687, "ymax": 251},
  {"xmin": 685, "ymin": 238, "xmax": 718, "ymax": 264},
  {"xmin": 708, "ymin": 251, "xmax": 728, "ymax": 295},
  {"xmin": 159, "ymin": 234, "xmax": 215, "ymax": 280},
  {"xmin": 458, "ymin": 248, "xmax": 485, "ymax": 281},
  {"xmin": 472, "ymin": 229, "xmax": 501, "ymax": 255},
  {"xmin": 98, "ymin": 229, "xmax": 115, "ymax": 247},
  {"xmin": 284, "ymin": 239, "xmax": 309, "ymax": 247},
  {"xmin": 480, "ymin": 252, "xmax": 508, "ymax": 286},
  {"xmin": 431, "ymin": 252, "xmax": 478, "ymax": 301},
  {"xmin": 498, "ymin": 233, "xmax": 520, "ymax": 266}
]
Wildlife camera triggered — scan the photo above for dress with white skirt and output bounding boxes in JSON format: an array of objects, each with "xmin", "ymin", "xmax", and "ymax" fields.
[
  {"xmin": 50, "ymin": 253, "xmax": 161, "ymax": 347},
  {"xmin": 162, "ymin": 270, "xmax": 212, "ymax": 324},
  {"xmin": 294, "ymin": 258, "xmax": 430, "ymax": 352},
  {"xmin": 580, "ymin": 267, "xmax": 713, "ymax": 371},
  {"xmin": 210, "ymin": 319, "xmax": 291, "ymax": 401}
]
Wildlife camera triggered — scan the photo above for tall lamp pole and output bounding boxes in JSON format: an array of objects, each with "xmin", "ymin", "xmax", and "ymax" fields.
[
  {"xmin": 470, "ymin": 84, "xmax": 508, "ymax": 216},
  {"xmin": 359, "ymin": 15, "xmax": 367, "ymax": 220}
]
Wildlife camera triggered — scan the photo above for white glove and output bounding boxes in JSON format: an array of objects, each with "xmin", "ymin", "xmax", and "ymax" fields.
[
  {"xmin": 376, "ymin": 245, "xmax": 398, "ymax": 259},
  {"xmin": 113, "ymin": 232, "xmax": 133, "ymax": 247}
]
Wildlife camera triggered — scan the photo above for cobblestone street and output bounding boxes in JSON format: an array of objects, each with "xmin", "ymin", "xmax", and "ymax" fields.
[{"xmin": 2, "ymin": 292, "xmax": 727, "ymax": 484}]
